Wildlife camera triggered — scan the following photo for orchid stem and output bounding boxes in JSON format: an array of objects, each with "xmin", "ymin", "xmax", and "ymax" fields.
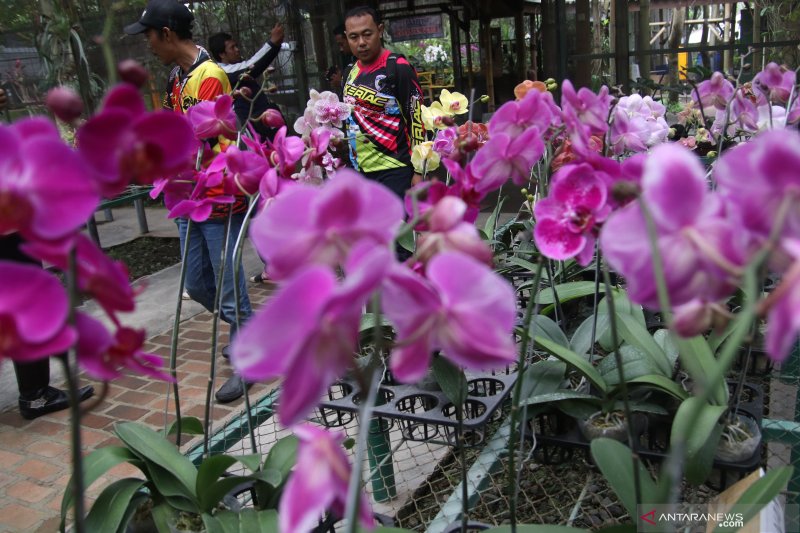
[
  {"xmin": 507, "ymin": 257, "xmax": 544, "ymax": 532},
  {"xmin": 165, "ymin": 219, "xmax": 191, "ymax": 444},
  {"xmin": 65, "ymin": 247, "xmax": 85, "ymax": 533}
]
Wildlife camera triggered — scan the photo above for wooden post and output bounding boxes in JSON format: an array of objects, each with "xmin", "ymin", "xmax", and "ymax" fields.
[
  {"xmin": 515, "ymin": 11, "xmax": 527, "ymax": 83},
  {"xmin": 541, "ymin": 0, "xmax": 558, "ymax": 80},
  {"xmin": 723, "ymin": 3, "xmax": 733, "ymax": 74},
  {"xmin": 310, "ymin": 16, "xmax": 329, "ymax": 88},
  {"xmin": 481, "ymin": 18, "xmax": 495, "ymax": 110},
  {"xmin": 575, "ymin": 0, "xmax": 591, "ymax": 88},
  {"xmin": 613, "ymin": 0, "xmax": 630, "ymax": 91},
  {"xmin": 451, "ymin": 12, "xmax": 463, "ymax": 90},
  {"xmin": 753, "ymin": 2, "xmax": 763, "ymax": 71},
  {"xmin": 638, "ymin": 0, "xmax": 651, "ymax": 81}
]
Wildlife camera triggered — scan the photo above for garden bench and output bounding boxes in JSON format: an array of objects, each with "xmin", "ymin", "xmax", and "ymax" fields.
[{"xmin": 86, "ymin": 185, "xmax": 153, "ymax": 247}]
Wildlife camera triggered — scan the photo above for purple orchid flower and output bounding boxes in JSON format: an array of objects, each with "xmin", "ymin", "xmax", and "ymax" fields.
[
  {"xmin": 381, "ymin": 251, "xmax": 516, "ymax": 382},
  {"xmin": 269, "ymin": 126, "xmax": 306, "ymax": 178},
  {"xmin": 693, "ymin": 71, "xmax": 735, "ymax": 112},
  {"xmin": 470, "ymin": 128, "xmax": 545, "ymax": 189},
  {"xmin": 715, "ymin": 130, "xmax": 800, "ymax": 244},
  {"xmin": 0, "ymin": 118, "xmax": 98, "ymax": 242},
  {"xmin": 186, "ymin": 93, "xmax": 238, "ymax": 141},
  {"xmin": 206, "ymin": 146, "xmax": 270, "ymax": 196},
  {"xmin": 22, "ymin": 234, "xmax": 135, "ymax": 321},
  {"xmin": 249, "ymin": 169, "xmax": 403, "ymax": 280},
  {"xmin": 534, "ymin": 162, "xmax": 611, "ymax": 265},
  {"xmin": 230, "ymin": 243, "xmax": 391, "ymax": 426},
  {"xmin": 415, "ymin": 196, "xmax": 493, "ymax": 265},
  {"xmin": 600, "ymin": 143, "xmax": 746, "ymax": 309},
  {"xmin": 489, "ymin": 88, "xmax": 561, "ymax": 139},
  {"xmin": 762, "ymin": 239, "xmax": 800, "ymax": 362},
  {"xmin": 561, "ymin": 80, "xmax": 611, "ymax": 135},
  {"xmin": 75, "ymin": 313, "xmax": 173, "ymax": 381},
  {"xmin": 754, "ymin": 62, "xmax": 797, "ymax": 104},
  {"xmin": 77, "ymin": 83, "xmax": 197, "ymax": 197},
  {"xmin": 432, "ymin": 127, "xmax": 458, "ymax": 159},
  {"xmin": 280, "ymin": 424, "xmax": 374, "ymax": 533},
  {"xmin": 0, "ymin": 261, "xmax": 77, "ymax": 362},
  {"xmin": 609, "ymin": 107, "xmax": 651, "ymax": 155}
]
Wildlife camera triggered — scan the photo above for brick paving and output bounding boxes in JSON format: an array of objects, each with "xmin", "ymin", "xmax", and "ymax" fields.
[{"xmin": 0, "ymin": 283, "xmax": 274, "ymax": 532}]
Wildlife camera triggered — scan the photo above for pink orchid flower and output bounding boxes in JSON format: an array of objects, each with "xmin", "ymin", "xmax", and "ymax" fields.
[
  {"xmin": 22, "ymin": 234, "xmax": 135, "ymax": 320},
  {"xmin": 269, "ymin": 126, "xmax": 306, "ymax": 178},
  {"xmin": 470, "ymin": 128, "xmax": 545, "ymax": 189},
  {"xmin": 534, "ymin": 162, "xmax": 612, "ymax": 266},
  {"xmin": 715, "ymin": 130, "xmax": 800, "ymax": 244},
  {"xmin": 77, "ymin": 84, "xmax": 197, "ymax": 197},
  {"xmin": 405, "ymin": 179, "xmax": 477, "ymax": 229},
  {"xmin": 488, "ymin": 88, "xmax": 561, "ymax": 138},
  {"xmin": 75, "ymin": 313, "xmax": 173, "ymax": 381},
  {"xmin": 249, "ymin": 169, "xmax": 403, "ymax": 280},
  {"xmin": 415, "ymin": 196, "xmax": 493, "ymax": 265},
  {"xmin": 693, "ymin": 71, "xmax": 735, "ymax": 112},
  {"xmin": 308, "ymin": 89, "xmax": 351, "ymax": 128},
  {"xmin": 761, "ymin": 239, "xmax": 800, "ymax": 362},
  {"xmin": 206, "ymin": 146, "xmax": 269, "ymax": 196},
  {"xmin": 230, "ymin": 244, "xmax": 390, "ymax": 426},
  {"xmin": 0, "ymin": 118, "xmax": 98, "ymax": 242},
  {"xmin": 0, "ymin": 262, "xmax": 77, "ymax": 362},
  {"xmin": 382, "ymin": 252, "xmax": 517, "ymax": 382},
  {"xmin": 561, "ymin": 80, "xmax": 611, "ymax": 135},
  {"xmin": 165, "ymin": 171, "xmax": 235, "ymax": 222},
  {"xmin": 280, "ymin": 425, "xmax": 374, "ymax": 533},
  {"xmin": 186, "ymin": 93, "xmax": 238, "ymax": 140},
  {"xmin": 754, "ymin": 62, "xmax": 796, "ymax": 104},
  {"xmin": 600, "ymin": 143, "xmax": 746, "ymax": 309}
]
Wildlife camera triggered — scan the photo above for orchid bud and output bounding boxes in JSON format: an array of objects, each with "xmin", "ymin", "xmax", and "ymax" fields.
[
  {"xmin": 235, "ymin": 87, "xmax": 253, "ymax": 99},
  {"xmin": 706, "ymin": 150, "xmax": 718, "ymax": 158},
  {"xmin": 267, "ymin": 84, "xmax": 279, "ymax": 94},
  {"xmin": 526, "ymin": 194, "xmax": 535, "ymax": 202},
  {"xmin": 117, "ymin": 59, "xmax": 149, "ymax": 88},
  {"xmin": 240, "ymin": 73, "xmax": 254, "ymax": 83},
  {"xmin": 45, "ymin": 87, "xmax": 83, "ymax": 123},
  {"xmin": 520, "ymin": 188, "xmax": 528, "ymax": 195},
  {"xmin": 479, "ymin": 95, "xmax": 490, "ymax": 103},
  {"xmin": 668, "ymin": 127, "xmax": 677, "ymax": 139},
  {"xmin": 266, "ymin": 66, "xmax": 276, "ymax": 75},
  {"xmin": 260, "ymin": 108, "xmax": 285, "ymax": 128},
  {"xmin": 441, "ymin": 115, "xmax": 456, "ymax": 127}
]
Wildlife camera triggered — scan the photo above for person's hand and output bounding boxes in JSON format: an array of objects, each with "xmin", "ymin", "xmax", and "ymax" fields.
[
  {"xmin": 270, "ymin": 23, "xmax": 285, "ymax": 46},
  {"xmin": 0, "ymin": 88, "xmax": 7, "ymax": 111}
]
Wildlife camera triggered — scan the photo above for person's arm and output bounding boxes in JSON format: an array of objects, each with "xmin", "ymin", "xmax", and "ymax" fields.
[
  {"xmin": 395, "ymin": 60, "xmax": 426, "ymax": 148},
  {"xmin": 219, "ymin": 23, "xmax": 284, "ymax": 79}
]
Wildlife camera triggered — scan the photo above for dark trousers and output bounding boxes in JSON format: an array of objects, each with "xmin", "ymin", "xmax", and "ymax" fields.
[
  {"xmin": 363, "ymin": 166, "xmax": 414, "ymax": 262},
  {"xmin": 0, "ymin": 233, "xmax": 53, "ymax": 399}
]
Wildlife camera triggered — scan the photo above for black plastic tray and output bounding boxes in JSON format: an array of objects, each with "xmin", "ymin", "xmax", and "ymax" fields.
[{"xmin": 316, "ymin": 371, "xmax": 517, "ymax": 446}]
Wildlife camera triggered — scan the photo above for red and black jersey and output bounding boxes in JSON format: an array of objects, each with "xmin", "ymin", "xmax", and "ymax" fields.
[{"xmin": 343, "ymin": 49, "xmax": 425, "ymax": 173}]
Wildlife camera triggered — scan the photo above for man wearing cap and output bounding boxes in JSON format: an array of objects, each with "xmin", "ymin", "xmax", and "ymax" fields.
[{"xmin": 125, "ymin": 0, "xmax": 253, "ymax": 404}]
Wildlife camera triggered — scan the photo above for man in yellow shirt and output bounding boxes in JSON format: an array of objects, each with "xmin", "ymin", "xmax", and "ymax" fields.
[{"xmin": 125, "ymin": 0, "xmax": 252, "ymax": 403}]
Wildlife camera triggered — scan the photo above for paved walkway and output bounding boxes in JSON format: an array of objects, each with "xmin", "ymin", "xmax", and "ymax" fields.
[{"xmin": 0, "ymin": 206, "xmax": 269, "ymax": 532}]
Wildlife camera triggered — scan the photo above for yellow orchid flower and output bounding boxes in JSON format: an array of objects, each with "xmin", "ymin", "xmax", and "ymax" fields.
[
  {"xmin": 421, "ymin": 104, "xmax": 448, "ymax": 130},
  {"xmin": 411, "ymin": 141, "xmax": 441, "ymax": 174},
  {"xmin": 438, "ymin": 89, "xmax": 469, "ymax": 115}
]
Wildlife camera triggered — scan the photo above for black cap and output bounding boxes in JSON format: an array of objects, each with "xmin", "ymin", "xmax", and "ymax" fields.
[{"xmin": 124, "ymin": 0, "xmax": 194, "ymax": 35}]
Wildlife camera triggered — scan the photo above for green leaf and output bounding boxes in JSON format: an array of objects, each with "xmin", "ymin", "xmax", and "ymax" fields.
[
  {"xmin": 396, "ymin": 228, "xmax": 415, "ymax": 253},
  {"xmin": 521, "ymin": 390, "xmax": 600, "ymax": 407},
  {"xmin": 504, "ymin": 256, "xmax": 544, "ymax": 276},
  {"xmin": 84, "ymin": 478, "xmax": 146, "ymax": 533},
  {"xmin": 535, "ymin": 281, "xmax": 604, "ymax": 305},
  {"xmin": 615, "ymin": 314, "xmax": 672, "ymax": 377},
  {"xmin": 150, "ymin": 503, "xmax": 175, "ymax": 533},
  {"xmin": 262, "ymin": 435, "xmax": 298, "ymax": 478},
  {"xmin": 673, "ymin": 335, "xmax": 728, "ymax": 405},
  {"xmin": 571, "ymin": 314, "xmax": 610, "ymax": 356},
  {"xmin": 196, "ymin": 455, "xmax": 236, "ymax": 505},
  {"xmin": 652, "ymin": 329, "xmax": 679, "ymax": 370},
  {"xmin": 535, "ymin": 336, "xmax": 608, "ymax": 393},
  {"xmin": 529, "ymin": 314, "xmax": 570, "ymax": 348},
  {"xmin": 597, "ymin": 344, "xmax": 660, "ymax": 386},
  {"xmin": 520, "ymin": 360, "xmax": 567, "ymax": 400},
  {"xmin": 359, "ymin": 313, "xmax": 392, "ymax": 333},
  {"xmin": 590, "ymin": 438, "xmax": 657, "ymax": 517},
  {"xmin": 200, "ymin": 475, "xmax": 253, "ymax": 514},
  {"xmin": 115, "ymin": 422, "xmax": 198, "ymax": 496},
  {"xmin": 713, "ymin": 467, "xmax": 794, "ymax": 532},
  {"xmin": 671, "ymin": 398, "xmax": 727, "ymax": 484},
  {"xmin": 484, "ymin": 196, "xmax": 505, "ymax": 238},
  {"xmin": 144, "ymin": 461, "xmax": 199, "ymax": 512},
  {"xmin": 207, "ymin": 508, "xmax": 279, "ymax": 533},
  {"xmin": 164, "ymin": 416, "xmax": 204, "ymax": 436},
  {"xmin": 628, "ymin": 375, "xmax": 689, "ymax": 401},
  {"xmin": 432, "ymin": 356, "xmax": 467, "ymax": 407},
  {"xmin": 61, "ymin": 446, "xmax": 141, "ymax": 530}
]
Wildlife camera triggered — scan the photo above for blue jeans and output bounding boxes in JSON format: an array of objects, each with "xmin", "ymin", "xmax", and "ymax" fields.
[{"xmin": 177, "ymin": 215, "xmax": 252, "ymax": 337}]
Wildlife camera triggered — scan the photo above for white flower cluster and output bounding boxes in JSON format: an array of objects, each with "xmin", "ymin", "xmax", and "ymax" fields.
[{"xmin": 423, "ymin": 44, "xmax": 449, "ymax": 66}]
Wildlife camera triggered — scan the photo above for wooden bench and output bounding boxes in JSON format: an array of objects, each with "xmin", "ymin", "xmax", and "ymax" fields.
[{"xmin": 86, "ymin": 186, "xmax": 153, "ymax": 247}]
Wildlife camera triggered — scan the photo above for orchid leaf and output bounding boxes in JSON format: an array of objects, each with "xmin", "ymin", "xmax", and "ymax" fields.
[
  {"xmin": 84, "ymin": 478, "xmax": 147, "ymax": 533},
  {"xmin": 590, "ymin": 438, "xmax": 657, "ymax": 516},
  {"xmin": 432, "ymin": 356, "xmax": 467, "ymax": 407},
  {"xmin": 485, "ymin": 525, "xmax": 591, "ymax": 532},
  {"xmin": 598, "ymin": 344, "xmax": 660, "ymax": 386},
  {"xmin": 653, "ymin": 329, "xmax": 680, "ymax": 370},
  {"xmin": 673, "ymin": 335, "xmax": 728, "ymax": 405},
  {"xmin": 530, "ymin": 314, "xmax": 570, "ymax": 348},
  {"xmin": 535, "ymin": 281, "xmax": 604, "ymax": 305},
  {"xmin": 628, "ymin": 375, "xmax": 689, "ymax": 401},
  {"xmin": 671, "ymin": 398, "xmax": 726, "ymax": 484},
  {"xmin": 521, "ymin": 390, "xmax": 599, "ymax": 407},
  {"xmin": 535, "ymin": 336, "xmax": 607, "ymax": 393},
  {"xmin": 615, "ymin": 313, "xmax": 672, "ymax": 376},
  {"xmin": 484, "ymin": 196, "xmax": 505, "ymax": 238},
  {"xmin": 520, "ymin": 360, "xmax": 567, "ymax": 400},
  {"xmin": 164, "ymin": 416, "xmax": 204, "ymax": 437},
  {"xmin": 571, "ymin": 313, "xmax": 610, "ymax": 356}
]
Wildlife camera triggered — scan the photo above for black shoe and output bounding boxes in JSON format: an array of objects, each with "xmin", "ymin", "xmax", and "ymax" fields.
[
  {"xmin": 19, "ymin": 385, "xmax": 94, "ymax": 420},
  {"xmin": 215, "ymin": 375, "xmax": 251, "ymax": 403},
  {"xmin": 221, "ymin": 345, "xmax": 231, "ymax": 359}
]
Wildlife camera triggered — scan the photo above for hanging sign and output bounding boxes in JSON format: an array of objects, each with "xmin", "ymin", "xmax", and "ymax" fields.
[{"xmin": 388, "ymin": 15, "xmax": 445, "ymax": 42}]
